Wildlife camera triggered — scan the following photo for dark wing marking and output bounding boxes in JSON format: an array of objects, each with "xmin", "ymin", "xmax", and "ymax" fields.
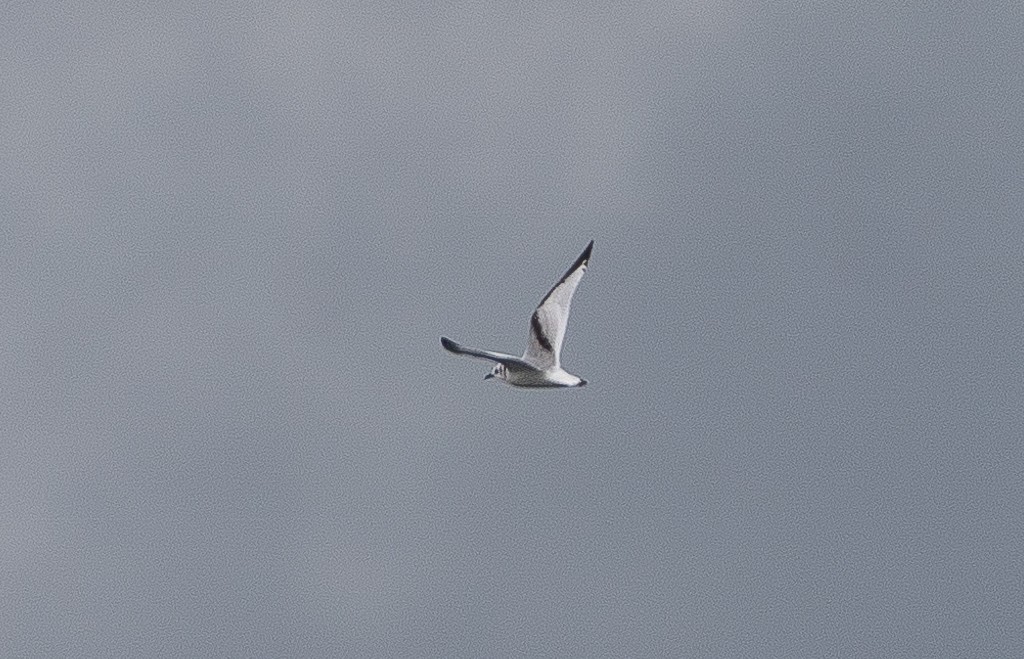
[{"xmin": 530, "ymin": 311, "xmax": 553, "ymax": 352}]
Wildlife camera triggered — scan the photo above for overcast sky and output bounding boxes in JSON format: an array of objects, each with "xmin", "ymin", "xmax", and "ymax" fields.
[{"xmin": 3, "ymin": 2, "xmax": 1023, "ymax": 656}]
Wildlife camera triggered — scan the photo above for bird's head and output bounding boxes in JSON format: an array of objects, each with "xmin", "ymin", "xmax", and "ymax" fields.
[{"xmin": 484, "ymin": 363, "xmax": 507, "ymax": 381}]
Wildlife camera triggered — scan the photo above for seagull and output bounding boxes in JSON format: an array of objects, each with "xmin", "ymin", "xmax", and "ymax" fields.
[{"xmin": 441, "ymin": 240, "xmax": 593, "ymax": 388}]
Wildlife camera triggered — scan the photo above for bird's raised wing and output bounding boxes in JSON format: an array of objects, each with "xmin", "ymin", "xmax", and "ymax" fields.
[
  {"xmin": 522, "ymin": 240, "xmax": 593, "ymax": 369},
  {"xmin": 441, "ymin": 337, "xmax": 529, "ymax": 368}
]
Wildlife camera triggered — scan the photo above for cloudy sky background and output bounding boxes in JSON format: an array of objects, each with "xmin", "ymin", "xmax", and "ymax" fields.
[{"xmin": 3, "ymin": 1, "xmax": 1022, "ymax": 656}]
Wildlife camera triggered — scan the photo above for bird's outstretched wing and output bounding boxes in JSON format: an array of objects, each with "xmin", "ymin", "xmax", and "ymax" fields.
[
  {"xmin": 441, "ymin": 337, "xmax": 530, "ymax": 368},
  {"xmin": 522, "ymin": 240, "xmax": 593, "ymax": 369}
]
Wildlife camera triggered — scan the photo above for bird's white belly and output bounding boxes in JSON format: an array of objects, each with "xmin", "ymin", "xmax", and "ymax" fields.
[{"xmin": 505, "ymin": 364, "xmax": 580, "ymax": 388}]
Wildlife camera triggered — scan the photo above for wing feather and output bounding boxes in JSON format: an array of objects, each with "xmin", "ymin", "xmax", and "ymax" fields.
[
  {"xmin": 441, "ymin": 337, "xmax": 527, "ymax": 367},
  {"xmin": 522, "ymin": 240, "xmax": 592, "ymax": 368}
]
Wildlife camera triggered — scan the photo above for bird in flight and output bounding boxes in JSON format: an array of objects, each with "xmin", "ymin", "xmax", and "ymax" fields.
[{"xmin": 441, "ymin": 240, "xmax": 593, "ymax": 388}]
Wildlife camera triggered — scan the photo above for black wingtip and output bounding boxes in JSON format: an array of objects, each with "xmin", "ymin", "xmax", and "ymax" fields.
[
  {"xmin": 581, "ymin": 240, "xmax": 594, "ymax": 263},
  {"xmin": 536, "ymin": 240, "xmax": 596, "ymax": 307},
  {"xmin": 568, "ymin": 240, "xmax": 594, "ymax": 273}
]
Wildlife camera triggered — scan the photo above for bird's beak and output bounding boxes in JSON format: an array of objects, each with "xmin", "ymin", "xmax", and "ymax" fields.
[{"xmin": 484, "ymin": 373, "xmax": 494, "ymax": 380}]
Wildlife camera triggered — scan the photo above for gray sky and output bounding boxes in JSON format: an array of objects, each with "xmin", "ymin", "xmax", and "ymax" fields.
[{"xmin": 3, "ymin": 2, "xmax": 1023, "ymax": 656}]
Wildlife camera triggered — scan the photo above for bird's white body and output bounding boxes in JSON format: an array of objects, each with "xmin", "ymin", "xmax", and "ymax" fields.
[
  {"xmin": 441, "ymin": 241, "xmax": 593, "ymax": 389},
  {"xmin": 481, "ymin": 358, "xmax": 584, "ymax": 388}
]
